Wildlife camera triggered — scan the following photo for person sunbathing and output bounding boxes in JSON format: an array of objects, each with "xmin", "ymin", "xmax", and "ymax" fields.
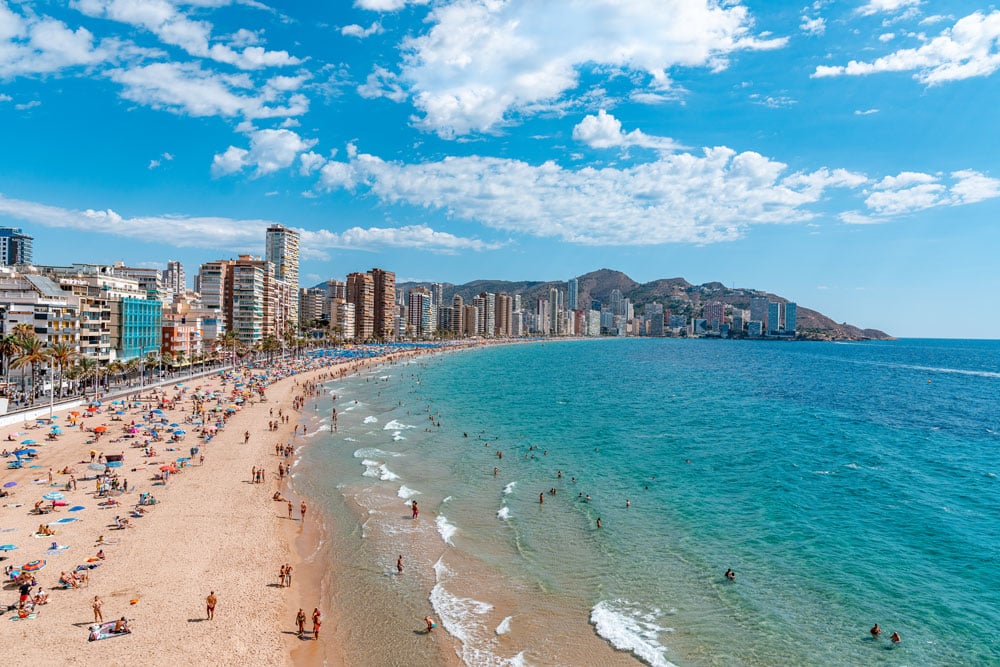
[
  {"xmin": 58, "ymin": 572, "xmax": 77, "ymax": 588},
  {"xmin": 113, "ymin": 617, "xmax": 130, "ymax": 633},
  {"xmin": 32, "ymin": 587, "xmax": 48, "ymax": 605},
  {"xmin": 38, "ymin": 524, "xmax": 55, "ymax": 536}
]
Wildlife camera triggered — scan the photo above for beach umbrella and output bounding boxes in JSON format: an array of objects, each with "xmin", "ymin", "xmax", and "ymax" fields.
[
  {"xmin": 3, "ymin": 481, "xmax": 15, "ymax": 487},
  {"xmin": 151, "ymin": 409, "xmax": 164, "ymax": 414},
  {"xmin": 43, "ymin": 492, "xmax": 65, "ymax": 501},
  {"xmin": 0, "ymin": 544, "xmax": 17, "ymax": 550},
  {"xmin": 21, "ymin": 439, "xmax": 36, "ymax": 445},
  {"xmin": 115, "ymin": 411, "xmax": 126, "ymax": 416},
  {"xmin": 86, "ymin": 406, "xmax": 98, "ymax": 412},
  {"xmin": 169, "ymin": 423, "xmax": 179, "ymax": 428},
  {"xmin": 69, "ymin": 411, "xmax": 80, "ymax": 416},
  {"xmin": 50, "ymin": 425, "xmax": 61, "ymax": 431},
  {"xmin": 174, "ymin": 430, "xmax": 186, "ymax": 435},
  {"xmin": 93, "ymin": 426, "xmax": 107, "ymax": 433},
  {"xmin": 21, "ymin": 449, "xmax": 36, "ymax": 455},
  {"xmin": 21, "ymin": 559, "xmax": 46, "ymax": 572},
  {"xmin": 68, "ymin": 505, "xmax": 85, "ymax": 512}
]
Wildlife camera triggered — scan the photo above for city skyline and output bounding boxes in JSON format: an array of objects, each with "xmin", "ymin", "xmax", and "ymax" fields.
[{"xmin": 1, "ymin": 2, "xmax": 998, "ymax": 338}]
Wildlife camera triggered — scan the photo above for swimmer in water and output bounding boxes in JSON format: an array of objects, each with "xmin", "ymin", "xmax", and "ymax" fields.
[
  {"xmin": 725, "ymin": 568, "xmax": 735, "ymax": 581},
  {"xmin": 870, "ymin": 623, "xmax": 881, "ymax": 638},
  {"xmin": 890, "ymin": 632, "xmax": 901, "ymax": 644}
]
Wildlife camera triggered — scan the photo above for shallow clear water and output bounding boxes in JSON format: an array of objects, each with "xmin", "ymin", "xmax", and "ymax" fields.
[{"xmin": 293, "ymin": 339, "xmax": 1000, "ymax": 666}]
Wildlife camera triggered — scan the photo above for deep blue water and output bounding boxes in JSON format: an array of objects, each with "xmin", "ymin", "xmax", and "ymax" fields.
[{"xmin": 302, "ymin": 338, "xmax": 1000, "ymax": 666}]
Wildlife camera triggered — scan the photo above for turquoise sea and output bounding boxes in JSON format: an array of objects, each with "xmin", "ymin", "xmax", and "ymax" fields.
[{"xmin": 292, "ymin": 338, "xmax": 1000, "ymax": 666}]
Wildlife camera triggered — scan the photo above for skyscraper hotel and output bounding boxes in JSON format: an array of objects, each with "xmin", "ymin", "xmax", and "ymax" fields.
[
  {"xmin": 265, "ymin": 224, "xmax": 300, "ymax": 327},
  {"xmin": 0, "ymin": 227, "xmax": 33, "ymax": 266}
]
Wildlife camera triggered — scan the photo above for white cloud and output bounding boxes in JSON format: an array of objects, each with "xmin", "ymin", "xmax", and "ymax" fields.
[
  {"xmin": 357, "ymin": 65, "xmax": 407, "ymax": 102},
  {"xmin": 315, "ymin": 145, "xmax": 868, "ymax": 245},
  {"xmin": 109, "ymin": 61, "xmax": 309, "ymax": 119},
  {"xmin": 299, "ymin": 151, "xmax": 326, "ymax": 175},
  {"xmin": 341, "ymin": 22, "xmax": 383, "ymax": 38},
  {"xmin": 857, "ymin": 0, "xmax": 921, "ymax": 17},
  {"xmin": 0, "ymin": 5, "xmax": 118, "ymax": 78},
  {"xmin": 854, "ymin": 108, "xmax": 879, "ymax": 115},
  {"xmin": 148, "ymin": 159, "xmax": 161, "ymax": 169},
  {"xmin": 844, "ymin": 169, "xmax": 1000, "ymax": 219},
  {"xmin": 0, "ymin": 94, "xmax": 10, "ymax": 102},
  {"xmin": 14, "ymin": 100, "xmax": 40, "ymax": 110},
  {"xmin": 879, "ymin": 32, "xmax": 895, "ymax": 42},
  {"xmin": 0, "ymin": 192, "xmax": 492, "ymax": 255},
  {"xmin": 354, "ymin": 0, "xmax": 430, "ymax": 10},
  {"xmin": 749, "ymin": 93, "xmax": 796, "ymax": 108},
  {"xmin": 212, "ymin": 128, "xmax": 318, "ymax": 177},
  {"xmin": 396, "ymin": 0, "xmax": 787, "ymax": 137},
  {"xmin": 813, "ymin": 11, "xmax": 1000, "ymax": 84},
  {"xmin": 801, "ymin": 16, "xmax": 826, "ymax": 36},
  {"xmin": 72, "ymin": 0, "xmax": 300, "ymax": 70},
  {"xmin": 302, "ymin": 226, "xmax": 501, "ymax": 253},
  {"xmin": 572, "ymin": 110, "xmax": 685, "ymax": 152}
]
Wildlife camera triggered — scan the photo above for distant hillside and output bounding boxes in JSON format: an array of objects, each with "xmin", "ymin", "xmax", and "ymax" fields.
[{"xmin": 388, "ymin": 268, "xmax": 890, "ymax": 340}]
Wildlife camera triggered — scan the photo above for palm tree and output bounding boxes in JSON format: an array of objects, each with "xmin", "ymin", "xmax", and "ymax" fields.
[
  {"xmin": 47, "ymin": 342, "xmax": 78, "ymax": 398},
  {"xmin": 11, "ymin": 337, "xmax": 49, "ymax": 402},
  {"xmin": 260, "ymin": 335, "xmax": 280, "ymax": 363},
  {"xmin": 218, "ymin": 331, "xmax": 239, "ymax": 368},
  {"xmin": 0, "ymin": 333, "xmax": 22, "ymax": 393}
]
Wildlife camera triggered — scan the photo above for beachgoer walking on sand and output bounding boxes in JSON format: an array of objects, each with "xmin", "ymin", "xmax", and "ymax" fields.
[
  {"xmin": 206, "ymin": 591, "xmax": 217, "ymax": 620},
  {"xmin": 425, "ymin": 615, "xmax": 436, "ymax": 632},
  {"xmin": 397, "ymin": 555, "xmax": 403, "ymax": 574},
  {"xmin": 279, "ymin": 564, "xmax": 286, "ymax": 588},
  {"xmin": 244, "ymin": 431, "xmax": 250, "ymax": 444},
  {"xmin": 284, "ymin": 564, "xmax": 293, "ymax": 587},
  {"xmin": 300, "ymin": 501, "xmax": 307, "ymax": 521},
  {"xmin": 93, "ymin": 595, "xmax": 103, "ymax": 622},
  {"xmin": 296, "ymin": 608, "xmax": 306, "ymax": 637},
  {"xmin": 287, "ymin": 500, "xmax": 293, "ymax": 519},
  {"xmin": 411, "ymin": 500, "xmax": 419, "ymax": 519},
  {"xmin": 312, "ymin": 608, "xmax": 322, "ymax": 639}
]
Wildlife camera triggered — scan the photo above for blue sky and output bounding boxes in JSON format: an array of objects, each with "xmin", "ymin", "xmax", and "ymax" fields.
[{"xmin": 1, "ymin": 0, "xmax": 998, "ymax": 338}]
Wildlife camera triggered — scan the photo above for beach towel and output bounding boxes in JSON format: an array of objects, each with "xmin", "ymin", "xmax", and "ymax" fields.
[
  {"xmin": 9, "ymin": 613, "xmax": 38, "ymax": 621},
  {"xmin": 88, "ymin": 620, "xmax": 131, "ymax": 640}
]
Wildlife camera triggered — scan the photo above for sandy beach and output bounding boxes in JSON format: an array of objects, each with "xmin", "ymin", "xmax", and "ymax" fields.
[{"xmin": 1, "ymin": 347, "xmax": 437, "ymax": 666}]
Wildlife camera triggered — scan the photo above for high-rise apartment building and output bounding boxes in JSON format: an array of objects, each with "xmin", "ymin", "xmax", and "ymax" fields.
[
  {"xmin": 609, "ymin": 289, "xmax": 623, "ymax": 317},
  {"xmin": 785, "ymin": 302, "xmax": 797, "ymax": 335},
  {"xmin": 750, "ymin": 297, "xmax": 770, "ymax": 329},
  {"xmin": 0, "ymin": 227, "xmax": 33, "ymax": 266},
  {"xmin": 370, "ymin": 268, "xmax": 396, "ymax": 340},
  {"xmin": 548, "ymin": 287, "xmax": 561, "ymax": 335},
  {"xmin": 495, "ymin": 292, "xmax": 512, "ymax": 336},
  {"xmin": 768, "ymin": 301, "xmax": 783, "ymax": 335},
  {"xmin": 299, "ymin": 287, "xmax": 326, "ymax": 325},
  {"xmin": 567, "ymin": 278, "xmax": 578, "ymax": 311},
  {"xmin": 407, "ymin": 287, "xmax": 434, "ymax": 338},
  {"xmin": 265, "ymin": 224, "xmax": 300, "ymax": 328},
  {"xmin": 703, "ymin": 302, "xmax": 725, "ymax": 330},
  {"xmin": 347, "ymin": 272, "xmax": 375, "ymax": 340},
  {"xmin": 163, "ymin": 260, "xmax": 185, "ymax": 302}
]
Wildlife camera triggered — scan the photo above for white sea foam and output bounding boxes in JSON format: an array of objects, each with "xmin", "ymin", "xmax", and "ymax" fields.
[
  {"xmin": 343, "ymin": 437, "xmax": 357, "ymax": 442},
  {"xmin": 813, "ymin": 470, "xmax": 832, "ymax": 475},
  {"xmin": 379, "ymin": 375, "xmax": 391, "ymax": 380},
  {"xmin": 436, "ymin": 515, "xmax": 457, "ymax": 545},
  {"xmin": 591, "ymin": 600, "xmax": 676, "ymax": 667},
  {"xmin": 379, "ymin": 465, "xmax": 400, "ymax": 481},
  {"xmin": 361, "ymin": 459, "xmax": 381, "ymax": 478},
  {"xmin": 844, "ymin": 463, "xmax": 860, "ymax": 469},
  {"xmin": 495, "ymin": 615, "xmax": 512, "ymax": 635},
  {"xmin": 363, "ymin": 416, "xmax": 378, "ymax": 424},
  {"xmin": 384, "ymin": 419, "xmax": 416, "ymax": 430},
  {"xmin": 398, "ymin": 485, "xmax": 420, "ymax": 500},
  {"xmin": 353, "ymin": 447, "xmax": 401, "ymax": 459},
  {"xmin": 392, "ymin": 433, "xmax": 406, "ymax": 441},
  {"xmin": 503, "ymin": 482, "xmax": 516, "ymax": 495},
  {"xmin": 442, "ymin": 495, "xmax": 453, "ymax": 503},
  {"xmin": 497, "ymin": 506, "xmax": 511, "ymax": 520}
]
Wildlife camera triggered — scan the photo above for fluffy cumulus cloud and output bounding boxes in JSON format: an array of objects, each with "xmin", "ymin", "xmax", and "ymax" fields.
[
  {"xmin": 315, "ymin": 146, "xmax": 871, "ymax": 245},
  {"xmin": 800, "ymin": 16, "xmax": 826, "ymax": 36},
  {"xmin": 72, "ymin": 0, "xmax": 300, "ymax": 70},
  {"xmin": 572, "ymin": 110, "xmax": 685, "ymax": 152},
  {"xmin": 842, "ymin": 170, "xmax": 1000, "ymax": 221},
  {"xmin": 109, "ymin": 62, "xmax": 309, "ymax": 119},
  {"xmin": 0, "ymin": 3, "xmax": 117, "ymax": 78},
  {"xmin": 211, "ymin": 128, "xmax": 318, "ymax": 177},
  {"xmin": 814, "ymin": 10, "xmax": 1000, "ymax": 84},
  {"xmin": 341, "ymin": 22, "xmax": 382, "ymax": 38},
  {"xmin": 0, "ymin": 192, "xmax": 492, "ymax": 254},
  {"xmin": 395, "ymin": 0, "xmax": 787, "ymax": 137}
]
